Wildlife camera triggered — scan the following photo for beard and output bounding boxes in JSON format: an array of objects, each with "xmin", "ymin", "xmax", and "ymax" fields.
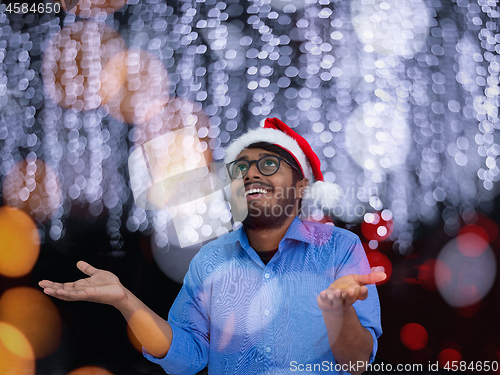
[{"xmin": 242, "ymin": 194, "xmax": 299, "ymax": 231}]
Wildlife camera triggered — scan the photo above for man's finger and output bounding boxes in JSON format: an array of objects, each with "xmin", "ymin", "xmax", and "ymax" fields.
[
  {"xmin": 39, "ymin": 280, "xmax": 54, "ymax": 288},
  {"xmin": 357, "ymin": 286, "xmax": 369, "ymax": 301},
  {"xmin": 77, "ymin": 261, "xmax": 98, "ymax": 277},
  {"xmin": 39, "ymin": 280, "xmax": 66, "ymax": 290},
  {"xmin": 356, "ymin": 272, "xmax": 387, "ymax": 285},
  {"xmin": 344, "ymin": 288, "xmax": 358, "ymax": 305}
]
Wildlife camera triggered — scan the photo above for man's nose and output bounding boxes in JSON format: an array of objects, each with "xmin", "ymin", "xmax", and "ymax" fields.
[{"xmin": 244, "ymin": 162, "xmax": 262, "ymax": 180}]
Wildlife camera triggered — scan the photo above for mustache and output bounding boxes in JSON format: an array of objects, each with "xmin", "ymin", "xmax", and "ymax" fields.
[{"xmin": 244, "ymin": 182, "xmax": 273, "ymax": 189}]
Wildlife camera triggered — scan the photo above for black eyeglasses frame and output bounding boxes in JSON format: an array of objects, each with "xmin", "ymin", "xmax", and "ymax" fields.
[{"xmin": 226, "ymin": 155, "xmax": 300, "ymax": 180}]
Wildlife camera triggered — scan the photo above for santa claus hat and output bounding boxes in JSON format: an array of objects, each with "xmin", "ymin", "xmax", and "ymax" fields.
[{"xmin": 224, "ymin": 117, "xmax": 342, "ymax": 209}]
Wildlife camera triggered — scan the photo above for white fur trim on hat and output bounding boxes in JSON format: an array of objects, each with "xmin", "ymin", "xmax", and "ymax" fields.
[
  {"xmin": 303, "ymin": 180, "xmax": 343, "ymax": 210},
  {"xmin": 224, "ymin": 127, "xmax": 313, "ymax": 182}
]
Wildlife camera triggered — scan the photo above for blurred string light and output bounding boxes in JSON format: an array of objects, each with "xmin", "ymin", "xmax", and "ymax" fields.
[
  {"xmin": 351, "ymin": 0, "xmax": 431, "ymax": 56},
  {"xmin": 0, "ymin": 0, "xmax": 499, "ymax": 260},
  {"xmin": 2, "ymin": 158, "xmax": 62, "ymax": 223},
  {"xmin": 62, "ymin": 0, "xmax": 128, "ymax": 18}
]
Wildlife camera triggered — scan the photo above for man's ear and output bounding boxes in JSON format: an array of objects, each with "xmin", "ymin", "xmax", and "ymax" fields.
[{"xmin": 297, "ymin": 178, "xmax": 309, "ymax": 198}]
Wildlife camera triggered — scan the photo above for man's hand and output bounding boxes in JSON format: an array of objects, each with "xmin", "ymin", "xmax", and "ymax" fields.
[
  {"xmin": 317, "ymin": 268, "xmax": 386, "ymax": 312},
  {"xmin": 38, "ymin": 261, "xmax": 127, "ymax": 308},
  {"xmin": 39, "ymin": 261, "xmax": 174, "ymax": 358}
]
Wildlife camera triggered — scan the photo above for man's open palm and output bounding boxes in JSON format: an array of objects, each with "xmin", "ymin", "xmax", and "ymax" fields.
[
  {"xmin": 39, "ymin": 261, "xmax": 126, "ymax": 307},
  {"xmin": 317, "ymin": 270, "xmax": 386, "ymax": 312}
]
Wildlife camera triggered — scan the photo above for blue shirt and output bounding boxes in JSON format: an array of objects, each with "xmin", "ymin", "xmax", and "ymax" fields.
[{"xmin": 144, "ymin": 217, "xmax": 382, "ymax": 374}]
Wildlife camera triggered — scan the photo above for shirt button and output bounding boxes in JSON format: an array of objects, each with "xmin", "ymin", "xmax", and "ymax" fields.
[
  {"xmin": 264, "ymin": 310, "xmax": 270, "ymax": 316},
  {"xmin": 266, "ymin": 347, "xmax": 271, "ymax": 352},
  {"xmin": 264, "ymin": 273, "xmax": 270, "ymax": 279}
]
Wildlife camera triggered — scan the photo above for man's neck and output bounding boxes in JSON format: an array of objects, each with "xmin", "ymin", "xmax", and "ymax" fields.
[{"xmin": 245, "ymin": 215, "xmax": 296, "ymax": 252}]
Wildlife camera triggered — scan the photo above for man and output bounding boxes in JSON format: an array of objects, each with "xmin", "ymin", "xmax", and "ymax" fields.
[{"xmin": 39, "ymin": 118, "xmax": 385, "ymax": 374}]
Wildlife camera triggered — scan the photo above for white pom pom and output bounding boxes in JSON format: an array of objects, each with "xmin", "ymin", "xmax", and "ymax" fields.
[{"xmin": 303, "ymin": 181, "xmax": 343, "ymax": 210}]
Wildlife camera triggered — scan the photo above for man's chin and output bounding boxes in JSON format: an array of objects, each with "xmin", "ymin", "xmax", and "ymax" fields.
[{"xmin": 242, "ymin": 201, "xmax": 297, "ymax": 231}]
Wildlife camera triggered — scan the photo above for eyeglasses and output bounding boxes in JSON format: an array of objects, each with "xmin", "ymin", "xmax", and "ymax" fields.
[{"xmin": 226, "ymin": 155, "xmax": 299, "ymax": 179}]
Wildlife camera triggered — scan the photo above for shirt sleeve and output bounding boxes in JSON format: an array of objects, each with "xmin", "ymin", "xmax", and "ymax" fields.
[
  {"xmin": 334, "ymin": 233, "xmax": 383, "ymax": 364},
  {"xmin": 143, "ymin": 252, "xmax": 210, "ymax": 375}
]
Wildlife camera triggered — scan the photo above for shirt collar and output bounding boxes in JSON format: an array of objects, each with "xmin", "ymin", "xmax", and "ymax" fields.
[{"xmin": 234, "ymin": 216, "xmax": 311, "ymax": 251}]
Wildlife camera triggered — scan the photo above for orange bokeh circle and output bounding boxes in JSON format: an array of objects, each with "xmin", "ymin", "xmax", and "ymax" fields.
[
  {"xmin": 0, "ymin": 322, "xmax": 35, "ymax": 375},
  {"xmin": 42, "ymin": 20, "xmax": 126, "ymax": 111},
  {"xmin": 2, "ymin": 159, "xmax": 62, "ymax": 223},
  {"xmin": 126, "ymin": 324, "xmax": 142, "ymax": 353},
  {"xmin": 0, "ymin": 206, "xmax": 40, "ymax": 278},
  {"xmin": 100, "ymin": 49, "xmax": 170, "ymax": 125},
  {"xmin": 134, "ymin": 97, "xmax": 212, "ymax": 164},
  {"xmin": 0, "ymin": 287, "xmax": 62, "ymax": 359},
  {"xmin": 67, "ymin": 366, "xmax": 114, "ymax": 375}
]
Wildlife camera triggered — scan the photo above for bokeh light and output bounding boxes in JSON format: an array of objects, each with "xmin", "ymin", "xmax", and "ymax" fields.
[
  {"xmin": 351, "ymin": 0, "xmax": 431, "ymax": 56},
  {"xmin": 418, "ymin": 258, "xmax": 451, "ymax": 292},
  {"xmin": 151, "ymin": 224, "xmax": 203, "ymax": 284},
  {"xmin": 0, "ymin": 206, "xmax": 40, "ymax": 278},
  {"xmin": 129, "ymin": 125, "xmax": 210, "ymax": 210},
  {"xmin": 345, "ymin": 103, "xmax": 411, "ymax": 173},
  {"xmin": 126, "ymin": 309, "xmax": 170, "ymax": 358},
  {"xmin": 366, "ymin": 252, "xmax": 392, "ymax": 285},
  {"xmin": 62, "ymin": 0, "xmax": 128, "ymax": 18},
  {"xmin": 438, "ymin": 348, "xmax": 462, "ymax": 368},
  {"xmin": 100, "ymin": 49, "xmax": 170, "ymax": 125},
  {"xmin": 0, "ymin": 322, "xmax": 35, "ymax": 375},
  {"xmin": 400, "ymin": 323, "xmax": 428, "ymax": 351},
  {"xmin": 0, "ymin": 287, "xmax": 62, "ymax": 358},
  {"xmin": 361, "ymin": 210, "xmax": 394, "ymax": 241},
  {"xmin": 456, "ymin": 226, "xmax": 490, "ymax": 257},
  {"xmin": 436, "ymin": 236, "xmax": 496, "ymax": 307},
  {"xmin": 42, "ymin": 20, "xmax": 126, "ymax": 111},
  {"xmin": 133, "ymin": 97, "xmax": 211, "ymax": 165},
  {"xmin": 454, "ymin": 300, "xmax": 482, "ymax": 318},
  {"xmin": 2, "ymin": 158, "xmax": 62, "ymax": 222},
  {"xmin": 67, "ymin": 366, "xmax": 114, "ymax": 375},
  {"xmin": 126, "ymin": 323, "xmax": 142, "ymax": 353},
  {"xmin": 269, "ymin": 0, "xmax": 308, "ymax": 12}
]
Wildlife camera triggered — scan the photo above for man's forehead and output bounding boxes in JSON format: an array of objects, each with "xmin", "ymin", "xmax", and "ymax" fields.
[{"xmin": 236, "ymin": 148, "xmax": 278, "ymax": 160}]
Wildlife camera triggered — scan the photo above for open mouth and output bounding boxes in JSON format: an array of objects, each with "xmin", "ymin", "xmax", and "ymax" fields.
[{"xmin": 244, "ymin": 188, "xmax": 271, "ymax": 197}]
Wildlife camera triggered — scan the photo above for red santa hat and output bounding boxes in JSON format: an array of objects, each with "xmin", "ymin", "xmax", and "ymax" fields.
[{"xmin": 224, "ymin": 117, "xmax": 342, "ymax": 209}]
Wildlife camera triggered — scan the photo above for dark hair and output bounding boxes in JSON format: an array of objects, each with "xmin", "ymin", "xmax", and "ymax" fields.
[{"xmin": 246, "ymin": 142, "xmax": 304, "ymax": 184}]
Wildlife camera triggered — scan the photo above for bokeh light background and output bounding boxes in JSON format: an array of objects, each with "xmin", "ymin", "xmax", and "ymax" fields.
[{"xmin": 0, "ymin": 0, "xmax": 499, "ymax": 373}]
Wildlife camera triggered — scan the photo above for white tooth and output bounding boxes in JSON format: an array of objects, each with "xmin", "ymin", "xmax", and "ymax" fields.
[{"xmin": 245, "ymin": 188, "xmax": 269, "ymax": 196}]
